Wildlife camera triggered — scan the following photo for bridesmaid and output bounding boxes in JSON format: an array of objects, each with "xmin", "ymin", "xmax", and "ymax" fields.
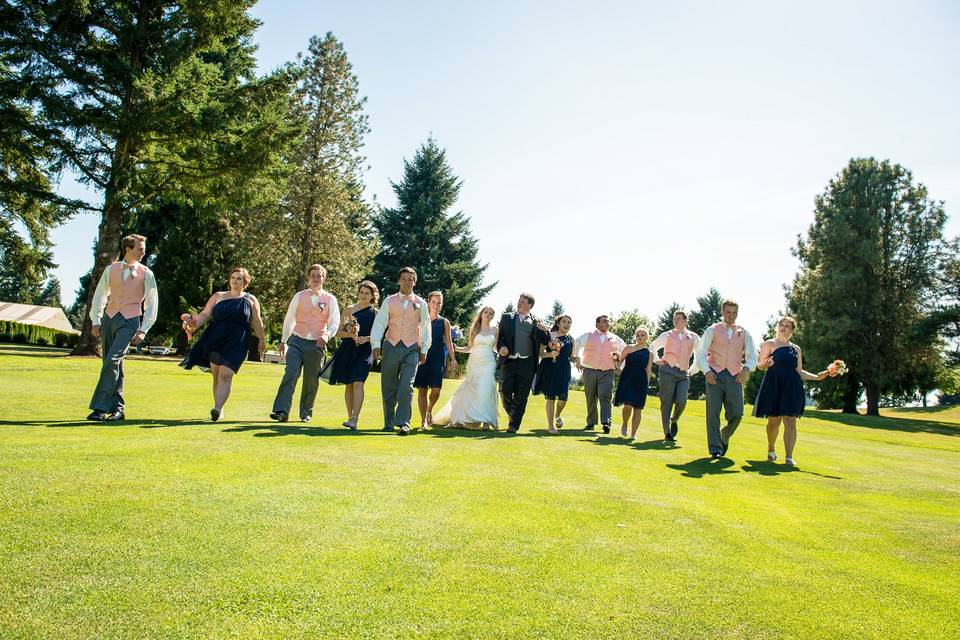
[
  {"xmin": 413, "ymin": 291, "xmax": 458, "ymax": 428},
  {"xmin": 613, "ymin": 326, "xmax": 654, "ymax": 440},
  {"xmin": 532, "ymin": 315, "xmax": 579, "ymax": 434},
  {"xmin": 753, "ymin": 316, "xmax": 828, "ymax": 466},
  {"xmin": 180, "ymin": 267, "xmax": 266, "ymax": 422},
  {"xmin": 323, "ymin": 280, "xmax": 379, "ymax": 430}
]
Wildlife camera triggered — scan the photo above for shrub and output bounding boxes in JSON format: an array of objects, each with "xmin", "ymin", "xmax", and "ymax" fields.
[
  {"xmin": 0, "ymin": 332, "xmax": 10, "ymax": 342},
  {"xmin": 35, "ymin": 337, "xmax": 49, "ymax": 346},
  {"xmin": 11, "ymin": 333, "xmax": 28, "ymax": 344}
]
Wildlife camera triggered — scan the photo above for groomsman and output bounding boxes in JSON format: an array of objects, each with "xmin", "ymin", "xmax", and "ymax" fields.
[
  {"xmin": 371, "ymin": 267, "xmax": 431, "ymax": 436},
  {"xmin": 86, "ymin": 234, "xmax": 158, "ymax": 421},
  {"xmin": 574, "ymin": 315, "xmax": 626, "ymax": 434},
  {"xmin": 270, "ymin": 264, "xmax": 340, "ymax": 422},
  {"xmin": 650, "ymin": 309, "xmax": 700, "ymax": 442},
  {"xmin": 695, "ymin": 299, "xmax": 758, "ymax": 458},
  {"xmin": 496, "ymin": 293, "xmax": 551, "ymax": 433}
]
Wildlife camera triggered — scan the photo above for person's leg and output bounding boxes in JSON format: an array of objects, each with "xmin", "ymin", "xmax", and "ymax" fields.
[
  {"xmin": 621, "ymin": 405, "xmax": 632, "ymax": 435},
  {"xmin": 719, "ymin": 372, "xmax": 744, "ymax": 448},
  {"xmin": 704, "ymin": 371, "xmax": 725, "ymax": 455},
  {"xmin": 631, "ymin": 405, "xmax": 643, "ymax": 438},
  {"xmin": 783, "ymin": 416, "xmax": 798, "ymax": 461},
  {"xmin": 499, "ymin": 361, "xmax": 517, "ymax": 419},
  {"xmin": 427, "ymin": 387, "xmax": 441, "ymax": 424},
  {"xmin": 344, "ymin": 385, "xmax": 354, "ymax": 422},
  {"xmin": 380, "ymin": 342, "xmax": 401, "ymax": 428},
  {"xmin": 766, "ymin": 417, "xmax": 782, "ymax": 458},
  {"xmin": 210, "ymin": 363, "xmax": 221, "ymax": 407},
  {"xmin": 394, "ymin": 345, "xmax": 420, "ymax": 428},
  {"xmin": 215, "ymin": 366, "xmax": 235, "ymax": 411},
  {"xmin": 272, "ymin": 338, "xmax": 304, "ymax": 416},
  {"xmin": 297, "ymin": 342, "xmax": 323, "ymax": 420},
  {"xmin": 509, "ymin": 358, "xmax": 537, "ymax": 429},
  {"xmin": 90, "ymin": 315, "xmax": 137, "ymax": 413},
  {"xmin": 555, "ymin": 398, "xmax": 567, "ymax": 424},
  {"xmin": 545, "ymin": 397, "xmax": 555, "ymax": 430},
  {"xmin": 659, "ymin": 367, "xmax": 677, "ymax": 437},
  {"xmin": 583, "ymin": 369, "xmax": 599, "ymax": 427},
  {"xmin": 671, "ymin": 375, "xmax": 690, "ymax": 435},
  {"xmin": 351, "ymin": 382, "xmax": 365, "ymax": 422},
  {"xmin": 598, "ymin": 370, "xmax": 614, "ymax": 429},
  {"xmin": 417, "ymin": 387, "xmax": 428, "ymax": 426}
]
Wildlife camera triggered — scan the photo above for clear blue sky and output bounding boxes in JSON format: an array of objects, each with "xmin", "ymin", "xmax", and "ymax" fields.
[{"xmin": 50, "ymin": 0, "xmax": 960, "ymax": 339}]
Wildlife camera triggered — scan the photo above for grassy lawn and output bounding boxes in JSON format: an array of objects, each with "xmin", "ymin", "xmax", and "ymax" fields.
[{"xmin": 0, "ymin": 343, "xmax": 957, "ymax": 639}]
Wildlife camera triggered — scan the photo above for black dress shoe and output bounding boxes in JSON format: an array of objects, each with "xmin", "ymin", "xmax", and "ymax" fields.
[
  {"xmin": 210, "ymin": 408, "xmax": 221, "ymax": 422},
  {"xmin": 398, "ymin": 425, "xmax": 410, "ymax": 436},
  {"xmin": 86, "ymin": 411, "xmax": 106, "ymax": 421},
  {"xmin": 665, "ymin": 434, "xmax": 676, "ymax": 442},
  {"xmin": 103, "ymin": 410, "xmax": 125, "ymax": 421},
  {"xmin": 711, "ymin": 452, "xmax": 722, "ymax": 459},
  {"xmin": 269, "ymin": 411, "xmax": 289, "ymax": 422},
  {"xmin": 382, "ymin": 425, "xmax": 394, "ymax": 432},
  {"xmin": 669, "ymin": 421, "xmax": 679, "ymax": 438},
  {"xmin": 583, "ymin": 425, "xmax": 595, "ymax": 431},
  {"xmin": 506, "ymin": 426, "xmax": 518, "ymax": 433},
  {"xmin": 602, "ymin": 425, "xmax": 611, "ymax": 434}
]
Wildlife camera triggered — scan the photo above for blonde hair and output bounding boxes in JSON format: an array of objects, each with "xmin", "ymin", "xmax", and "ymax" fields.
[
  {"xmin": 721, "ymin": 298, "xmax": 739, "ymax": 310},
  {"xmin": 778, "ymin": 315, "xmax": 797, "ymax": 331},
  {"xmin": 307, "ymin": 263, "xmax": 326, "ymax": 277},
  {"xmin": 635, "ymin": 325, "xmax": 650, "ymax": 341},
  {"xmin": 469, "ymin": 306, "xmax": 495, "ymax": 344}
]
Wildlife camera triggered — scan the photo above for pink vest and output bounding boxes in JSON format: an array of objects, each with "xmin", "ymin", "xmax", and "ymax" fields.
[
  {"xmin": 582, "ymin": 332, "xmax": 618, "ymax": 370},
  {"xmin": 104, "ymin": 262, "xmax": 147, "ymax": 319},
  {"xmin": 707, "ymin": 322, "xmax": 746, "ymax": 375},
  {"xmin": 663, "ymin": 330, "xmax": 696, "ymax": 371},
  {"xmin": 385, "ymin": 293, "xmax": 423, "ymax": 348},
  {"xmin": 293, "ymin": 289, "xmax": 333, "ymax": 339}
]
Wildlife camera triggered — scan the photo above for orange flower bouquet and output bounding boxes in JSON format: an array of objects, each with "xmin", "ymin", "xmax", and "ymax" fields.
[{"xmin": 827, "ymin": 359, "xmax": 847, "ymax": 377}]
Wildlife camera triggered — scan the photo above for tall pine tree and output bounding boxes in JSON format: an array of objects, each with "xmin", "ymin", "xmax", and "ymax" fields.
[{"xmin": 372, "ymin": 138, "xmax": 494, "ymax": 327}]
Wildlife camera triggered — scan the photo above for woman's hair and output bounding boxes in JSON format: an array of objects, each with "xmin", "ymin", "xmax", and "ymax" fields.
[
  {"xmin": 550, "ymin": 314, "xmax": 572, "ymax": 332},
  {"xmin": 778, "ymin": 315, "xmax": 797, "ymax": 331},
  {"xmin": 427, "ymin": 290, "xmax": 443, "ymax": 304},
  {"xmin": 469, "ymin": 306, "xmax": 495, "ymax": 344},
  {"xmin": 358, "ymin": 280, "xmax": 380, "ymax": 306},
  {"xmin": 229, "ymin": 267, "xmax": 252, "ymax": 287},
  {"xmin": 635, "ymin": 325, "xmax": 650, "ymax": 341}
]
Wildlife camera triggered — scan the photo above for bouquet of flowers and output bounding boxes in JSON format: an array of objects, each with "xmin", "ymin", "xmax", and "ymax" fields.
[
  {"xmin": 548, "ymin": 338, "xmax": 562, "ymax": 357},
  {"xmin": 450, "ymin": 325, "xmax": 464, "ymax": 345},
  {"xmin": 180, "ymin": 313, "xmax": 195, "ymax": 338},
  {"xmin": 827, "ymin": 359, "xmax": 848, "ymax": 377},
  {"xmin": 343, "ymin": 317, "xmax": 360, "ymax": 335}
]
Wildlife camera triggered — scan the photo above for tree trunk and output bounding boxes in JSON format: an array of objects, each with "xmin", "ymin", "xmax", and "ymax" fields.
[
  {"xmin": 842, "ymin": 374, "xmax": 859, "ymax": 414},
  {"xmin": 865, "ymin": 383, "xmax": 881, "ymax": 416}
]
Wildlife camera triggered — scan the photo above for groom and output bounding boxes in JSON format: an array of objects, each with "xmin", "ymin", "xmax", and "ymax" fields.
[{"xmin": 497, "ymin": 293, "xmax": 551, "ymax": 433}]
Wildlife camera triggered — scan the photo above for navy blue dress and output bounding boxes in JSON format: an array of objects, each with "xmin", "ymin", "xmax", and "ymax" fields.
[
  {"xmin": 323, "ymin": 306, "xmax": 375, "ymax": 385},
  {"xmin": 414, "ymin": 317, "xmax": 448, "ymax": 389},
  {"xmin": 180, "ymin": 295, "xmax": 252, "ymax": 373},
  {"xmin": 753, "ymin": 345, "xmax": 806, "ymax": 418},
  {"xmin": 533, "ymin": 334, "xmax": 574, "ymax": 400},
  {"xmin": 614, "ymin": 348, "xmax": 651, "ymax": 407}
]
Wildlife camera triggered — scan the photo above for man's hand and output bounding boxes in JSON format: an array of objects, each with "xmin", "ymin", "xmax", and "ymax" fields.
[
  {"xmin": 91, "ymin": 325, "xmax": 101, "ymax": 339},
  {"xmin": 736, "ymin": 369, "xmax": 751, "ymax": 385},
  {"xmin": 419, "ymin": 352, "xmax": 427, "ymax": 365},
  {"xmin": 131, "ymin": 331, "xmax": 145, "ymax": 346},
  {"xmin": 536, "ymin": 322, "xmax": 549, "ymax": 332},
  {"xmin": 372, "ymin": 348, "xmax": 381, "ymax": 361},
  {"xmin": 498, "ymin": 346, "xmax": 509, "ymax": 357},
  {"xmin": 315, "ymin": 337, "xmax": 327, "ymax": 350},
  {"xmin": 355, "ymin": 336, "xmax": 370, "ymax": 345},
  {"xmin": 705, "ymin": 371, "xmax": 717, "ymax": 385},
  {"xmin": 279, "ymin": 342, "xmax": 286, "ymax": 356},
  {"xmin": 448, "ymin": 359, "xmax": 459, "ymax": 374}
]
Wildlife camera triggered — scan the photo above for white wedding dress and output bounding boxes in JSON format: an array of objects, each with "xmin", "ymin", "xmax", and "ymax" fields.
[{"xmin": 432, "ymin": 331, "xmax": 499, "ymax": 429}]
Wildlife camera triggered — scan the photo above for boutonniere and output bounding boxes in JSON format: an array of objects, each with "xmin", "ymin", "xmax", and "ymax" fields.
[
  {"xmin": 413, "ymin": 302, "xmax": 422, "ymax": 310},
  {"xmin": 318, "ymin": 302, "xmax": 326, "ymax": 311}
]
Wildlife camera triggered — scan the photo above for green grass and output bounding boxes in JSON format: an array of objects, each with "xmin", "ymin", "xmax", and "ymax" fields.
[{"xmin": 1, "ymin": 343, "xmax": 958, "ymax": 639}]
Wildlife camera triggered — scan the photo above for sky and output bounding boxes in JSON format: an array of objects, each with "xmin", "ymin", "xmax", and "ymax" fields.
[{"xmin": 48, "ymin": 0, "xmax": 960, "ymax": 340}]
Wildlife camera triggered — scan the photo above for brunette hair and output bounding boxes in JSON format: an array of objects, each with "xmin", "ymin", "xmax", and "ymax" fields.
[
  {"xmin": 673, "ymin": 308, "xmax": 689, "ymax": 320},
  {"xmin": 595, "ymin": 314, "xmax": 609, "ymax": 325},
  {"xmin": 358, "ymin": 280, "xmax": 380, "ymax": 306},
  {"xmin": 121, "ymin": 234, "xmax": 146, "ymax": 251},
  {"xmin": 519, "ymin": 292, "xmax": 535, "ymax": 307},
  {"xmin": 398, "ymin": 266, "xmax": 417, "ymax": 280},
  {"xmin": 550, "ymin": 314, "xmax": 572, "ymax": 332},
  {"xmin": 229, "ymin": 267, "xmax": 252, "ymax": 286},
  {"xmin": 427, "ymin": 290, "xmax": 443, "ymax": 304},
  {"xmin": 778, "ymin": 315, "xmax": 797, "ymax": 331}
]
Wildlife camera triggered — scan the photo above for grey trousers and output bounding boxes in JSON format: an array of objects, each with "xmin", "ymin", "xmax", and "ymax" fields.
[
  {"xmin": 272, "ymin": 334, "xmax": 325, "ymax": 419},
  {"xmin": 659, "ymin": 364, "xmax": 690, "ymax": 436},
  {"xmin": 583, "ymin": 368, "xmax": 615, "ymax": 427},
  {"xmin": 704, "ymin": 369, "xmax": 744, "ymax": 454},
  {"xmin": 89, "ymin": 313, "xmax": 140, "ymax": 412},
  {"xmin": 381, "ymin": 341, "xmax": 420, "ymax": 428}
]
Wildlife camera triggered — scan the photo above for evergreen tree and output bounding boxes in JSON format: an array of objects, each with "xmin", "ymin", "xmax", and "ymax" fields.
[
  {"xmin": 67, "ymin": 269, "xmax": 93, "ymax": 331},
  {"xmin": 0, "ymin": 221, "xmax": 53, "ymax": 303},
  {"xmin": 654, "ymin": 302, "xmax": 684, "ymax": 336},
  {"xmin": 545, "ymin": 300, "xmax": 566, "ymax": 326},
  {"xmin": 372, "ymin": 138, "xmax": 495, "ymax": 327},
  {"xmin": 788, "ymin": 158, "xmax": 947, "ymax": 415},
  {"xmin": 503, "ymin": 302, "xmax": 514, "ymax": 314},
  {"xmin": 688, "ymin": 288, "xmax": 724, "ymax": 335},
  {"xmin": 4, "ymin": 0, "xmax": 296, "ymax": 354},
  {"xmin": 35, "ymin": 276, "xmax": 62, "ymax": 308}
]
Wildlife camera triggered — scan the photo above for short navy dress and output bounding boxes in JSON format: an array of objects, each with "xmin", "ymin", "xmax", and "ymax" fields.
[
  {"xmin": 533, "ymin": 334, "xmax": 574, "ymax": 400},
  {"xmin": 752, "ymin": 345, "xmax": 806, "ymax": 418},
  {"xmin": 414, "ymin": 317, "xmax": 448, "ymax": 389},
  {"xmin": 614, "ymin": 348, "xmax": 651, "ymax": 408},
  {"xmin": 180, "ymin": 294, "xmax": 252, "ymax": 373},
  {"xmin": 323, "ymin": 306, "xmax": 375, "ymax": 385}
]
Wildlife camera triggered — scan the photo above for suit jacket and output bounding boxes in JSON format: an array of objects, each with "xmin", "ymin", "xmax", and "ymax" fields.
[{"xmin": 497, "ymin": 311, "xmax": 551, "ymax": 366}]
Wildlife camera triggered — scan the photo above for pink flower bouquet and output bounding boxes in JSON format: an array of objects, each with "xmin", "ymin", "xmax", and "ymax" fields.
[{"xmin": 827, "ymin": 359, "xmax": 848, "ymax": 377}]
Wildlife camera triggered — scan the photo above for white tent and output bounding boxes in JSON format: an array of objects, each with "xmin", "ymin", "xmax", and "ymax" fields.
[{"xmin": 0, "ymin": 301, "xmax": 79, "ymax": 334}]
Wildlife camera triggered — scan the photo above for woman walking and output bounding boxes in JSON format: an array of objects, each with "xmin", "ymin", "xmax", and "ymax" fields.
[
  {"xmin": 532, "ymin": 315, "xmax": 578, "ymax": 434},
  {"xmin": 322, "ymin": 281, "xmax": 379, "ymax": 430},
  {"xmin": 413, "ymin": 291, "xmax": 458, "ymax": 429}
]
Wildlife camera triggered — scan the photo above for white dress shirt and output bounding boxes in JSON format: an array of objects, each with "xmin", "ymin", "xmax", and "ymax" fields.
[
  {"xmin": 88, "ymin": 261, "xmax": 159, "ymax": 334},
  {"xmin": 695, "ymin": 324, "xmax": 759, "ymax": 374},
  {"xmin": 280, "ymin": 289, "xmax": 341, "ymax": 343},
  {"xmin": 370, "ymin": 293, "xmax": 432, "ymax": 355},
  {"xmin": 573, "ymin": 331, "xmax": 627, "ymax": 365},
  {"xmin": 650, "ymin": 329, "xmax": 701, "ymax": 375}
]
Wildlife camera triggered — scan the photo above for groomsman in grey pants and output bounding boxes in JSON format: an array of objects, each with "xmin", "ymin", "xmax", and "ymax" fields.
[
  {"xmin": 371, "ymin": 267, "xmax": 432, "ymax": 436},
  {"xmin": 86, "ymin": 234, "xmax": 158, "ymax": 421},
  {"xmin": 695, "ymin": 299, "xmax": 758, "ymax": 458},
  {"xmin": 574, "ymin": 315, "xmax": 627, "ymax": 434},
  {"xmin": 650, "ymin": 309, "xmax": 701, "ymax": 442}
]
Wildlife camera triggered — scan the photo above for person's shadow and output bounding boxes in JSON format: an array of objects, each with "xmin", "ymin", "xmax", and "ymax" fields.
[
  {"xmin": 741, "ymin": 459, "xmax": 843, "ymax": 480},
  {"xmin": 666, "ymin": 456, "xmax": 738, "ymax": 478}
]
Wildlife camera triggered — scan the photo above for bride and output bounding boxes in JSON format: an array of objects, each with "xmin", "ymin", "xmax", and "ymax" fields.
[{"xmin": 432, "ymin": 306, "xmax": 499, "ymax": 430}]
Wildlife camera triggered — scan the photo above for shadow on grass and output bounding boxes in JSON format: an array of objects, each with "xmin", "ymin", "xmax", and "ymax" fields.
[
  {"xmin": 806, "ymin": 410, "xmax": 958, "ymax": 437},
  {"xmin": 741, "ymin": 459, "xmax": 843, "ymax": 480},
  {"xmin": 587, "ymin": 436, "xmax": 682, "ymax": 451},
  {"xmin": 0, "ymin": 419, "xmax": 214, "ymax": 428},
  {"xmin": 666, "ymin": 456, "xmax": 739, "ymax": 478},
  {"xmin": 221, "ymin": 424, "xmax": 390, "ymax": 437}
]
